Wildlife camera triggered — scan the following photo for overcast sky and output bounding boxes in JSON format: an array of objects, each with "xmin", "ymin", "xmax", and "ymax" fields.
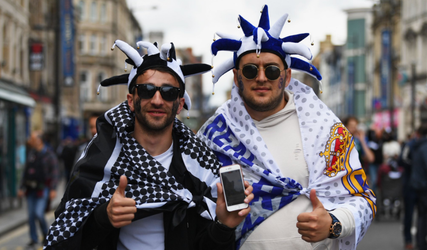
[{"xmin": 126, "ymin": 0, "xmax": 376, "ymax": 106}]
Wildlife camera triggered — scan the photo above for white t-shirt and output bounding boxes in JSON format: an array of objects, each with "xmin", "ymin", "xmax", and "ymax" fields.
[{"xmin": 117, "ymin": 143, "xmax": 173, "ymax": 250}]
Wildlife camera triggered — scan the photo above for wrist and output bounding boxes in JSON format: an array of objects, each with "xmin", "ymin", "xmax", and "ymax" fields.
[
  {"xmin": 328, "ymin": 213, "xmax": 342, "ymax": 239},
  {"xmin": 215, "ymin": 217, "xmax": 235, "ymax": 231}
]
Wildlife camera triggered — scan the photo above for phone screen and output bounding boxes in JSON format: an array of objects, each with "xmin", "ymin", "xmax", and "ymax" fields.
[{"xmin": 221, "ymin": 169, "xmax": 246, "ymax": 206}]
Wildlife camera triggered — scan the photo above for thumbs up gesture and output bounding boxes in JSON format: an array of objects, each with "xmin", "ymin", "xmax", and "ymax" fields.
[
  {"xmin": 107, "ymin": 175, "xmax": 137, "ymax": 228},
  {"xmin": 296, "ymin": 189, "xmax": 332, "ymax": 242}
]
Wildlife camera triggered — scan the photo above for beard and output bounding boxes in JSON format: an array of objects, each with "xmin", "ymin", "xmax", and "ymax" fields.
[
  {"xmin": 237, "ymin": 74, "xmax": 285, "ymax": 112},
  {"xmin": 133, "ymin": 97, "xmax": 179, "ymax": 134}
]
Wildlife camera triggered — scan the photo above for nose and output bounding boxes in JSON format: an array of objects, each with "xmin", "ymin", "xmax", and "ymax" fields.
[
  {"xmin": 150, "ymin": 89, "xmax": 164, "ymax": 105},
  {"xmin": 256, "ymin": 67, "xmax": 268, "ymax": 82}
]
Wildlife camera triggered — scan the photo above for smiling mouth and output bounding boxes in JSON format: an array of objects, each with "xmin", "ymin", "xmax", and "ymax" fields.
[
  {"xmin": 253, "ymin": 87, "xmax": 270, "ymax": 92},
  {"xmin": 148, "ymin": 111, "xmax": 166, "ymax": 115}
]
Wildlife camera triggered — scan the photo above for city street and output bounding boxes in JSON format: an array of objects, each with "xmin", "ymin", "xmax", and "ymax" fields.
[
  {"xmin": 0, "ymin": 211, "xmax": 409, "ymax": 250},
  {"xmin": 357, "ymin": 218, "xmax": 408, "ymax": 250},
  {"xmin": 0, "ymin": 211, "xmax": 55, "ymax": 250}
]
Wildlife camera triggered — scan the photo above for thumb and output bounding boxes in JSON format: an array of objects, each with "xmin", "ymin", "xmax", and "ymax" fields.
[
  {"xmin": 310, "ymin": 189, "xmax": 323, "ymax": 210},
  {"xmin": 115, "ymin": 175, "xmax": 128, "ymax": 197}
]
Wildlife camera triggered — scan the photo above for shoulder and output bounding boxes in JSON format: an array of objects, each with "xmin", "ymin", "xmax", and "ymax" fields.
[
  {"xmin": 45, "ymin": 147, "xmax": 58, "ymax": 159},
  {"xmin": 174, "ymin": 119, "xmax": 222, "ymax": 172},
  {"xmin": 174, "ymin": 119, "xmax": 213, "ymax": 152}
]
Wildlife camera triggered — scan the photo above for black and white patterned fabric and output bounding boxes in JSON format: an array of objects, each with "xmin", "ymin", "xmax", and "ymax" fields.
[{"xmin": 44, "ymin": 101, "xmax": 220, "ymax": 249}]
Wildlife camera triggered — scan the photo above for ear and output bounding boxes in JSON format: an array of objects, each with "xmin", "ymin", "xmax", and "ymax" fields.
[
  {"xmin": 127, "ymin": 93, "xmax": 135, "ymax": 112},
  {"xmin": 233, "ymin": 68, "xmax": 239, "ymax": 86},
  {"xmin": 284, "ymin": 68, "xmax": 292, "ymax": 87},
  {"xmin": 175, "ymin": 97, "xmax": 186, "ymax": 115}
]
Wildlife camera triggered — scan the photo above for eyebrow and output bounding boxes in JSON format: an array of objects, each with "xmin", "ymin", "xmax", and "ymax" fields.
[
  {"xmin": 136, "ymin": 83, "xmax": 177, "ymax": 88},
  {"xmin": 242, "ymin": 62, "xmax": 281, "ymax": 67}
]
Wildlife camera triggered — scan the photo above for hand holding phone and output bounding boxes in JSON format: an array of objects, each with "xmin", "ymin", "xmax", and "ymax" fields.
[{"xmin": 219, "ymin": 164, "xmax": 249, "ymax": 212}]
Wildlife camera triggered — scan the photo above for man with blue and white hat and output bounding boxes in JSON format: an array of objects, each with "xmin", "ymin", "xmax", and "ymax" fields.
[{"xmin": 198, "ymin": 5, "xmax": 376, "ymax": 250}]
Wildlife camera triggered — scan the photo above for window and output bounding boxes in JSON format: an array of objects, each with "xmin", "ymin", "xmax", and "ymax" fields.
[
  {"xmin": 79, "ymin": 0, "xmax": 85, "ymax": 20},
  {"xmin": 100, "ymin": 3, "xmax": 106, "ymax": 23},
  {"xmin": 2, "ymin": 25, "xmax": 9, "ymax": 72},
  {"xmin": 97, "ymin": 72, "xmax": 109, "ymax": 102},
  {"xmin": 90, "ymin": 35, "xmax": 97, "ymax": 55},
  {"xmin": 20, "ymin": 46, "xmax": 24, "ymax": 80},
  {"xmin": 80, "ymin": 71, "xmax": 92, "ymax": 101},
  {"xmin": 100, "ymin": 36, "xmax": 107, "ymax": 55},
  {"xmin": 91, "ymin": 1, "xmax": 97, "ymax": 22},
  {"xmin": 79, "ymin": 34, "xmax": 86, "ymax": 54}
]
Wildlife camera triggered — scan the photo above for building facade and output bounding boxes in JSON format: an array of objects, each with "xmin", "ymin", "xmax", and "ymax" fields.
[
  {"xmin": 0, "ymin": 0, "xmax": 142, "ymax": 214},
  {"xmin": 400, "ymin": 0, "xmax": 427, "ymax": 137},
  {"xmin": 371, "ymin": 0, "xmax": 403, "ymax": 139},
  {"xmin": 0, "ymin": 0, "xmax": 35, "ymax": 213},
  {"xmin": 175, "ymin": 47, "xmax": 209, "ymax": 131},
  {"xmin": 344, "ymin": 8, "xmax": 374, "ymax": 124},
  {"xmin": 316, "ymin": 35, "xmax": 345, "ymax": 119},
  {"xmin": 70, "ymin": 0, "xmax": 142, "ymax": 140}
]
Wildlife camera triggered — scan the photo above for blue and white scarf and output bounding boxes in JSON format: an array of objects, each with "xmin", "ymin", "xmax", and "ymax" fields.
[{"xmin": 197, "ymin": 78, "xmax": 376, "ymax": 249}]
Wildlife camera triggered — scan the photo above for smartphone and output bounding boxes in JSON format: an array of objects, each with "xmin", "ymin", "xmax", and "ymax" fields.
[{"xmin": 219, "ymin": 164, "xmax": 248, "ymax": 212}]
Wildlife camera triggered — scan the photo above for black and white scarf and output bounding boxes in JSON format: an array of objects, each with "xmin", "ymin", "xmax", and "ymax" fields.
[{"xmin": 45, "ymin": 101, "xmax": 221, "ymax": 249}]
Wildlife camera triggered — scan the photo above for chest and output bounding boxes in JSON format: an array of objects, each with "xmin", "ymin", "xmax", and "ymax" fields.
[{"xmin": 257, "ymin": 114, "xmax": 309, "ymax": 186}]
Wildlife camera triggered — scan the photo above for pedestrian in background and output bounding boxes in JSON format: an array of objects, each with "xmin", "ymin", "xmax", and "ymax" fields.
[
  {"xmin": 58, "ymin": 137, "xmax": 77, "ymax": 183},
  {"xmin": 18, "ymin": 131, "xmax": 59, "ymax": 247},
  {"xmin": 399, "ymin": 130, "xmax": 419, "ymax": 250},
  {"xmin": 342, "ymin": 116, "xmax": 375, "ymax": 168},
  {"xmin": 409, "ymin": 124, "xmax": 427, "ymax": 250},
  {"xmin": 382, "ymin": 128, "xmax": 401, "ymax": 163},
  {"xmin": 366, "ymin": 128, "xmax": 383, "ymax": 195},
  {"xmin": 73, "ymin": 112, "xmax": 100, "ymax": 165}
]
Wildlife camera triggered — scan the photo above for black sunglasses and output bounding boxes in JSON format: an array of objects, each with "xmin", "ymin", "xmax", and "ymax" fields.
[
  {"xmin": 134, "ymin": 84, "xmax": 180, "ymax": 102},
  {"xmin": 240, "ymin": 64, "xmax": 285, "ymax": 81}
]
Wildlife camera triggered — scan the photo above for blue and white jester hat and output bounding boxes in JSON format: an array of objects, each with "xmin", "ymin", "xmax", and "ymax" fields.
[
  {"xmin": 211, "ymin": 5, "xmax": 322, "ymax": 85},
  {"xmin": 99, "ymin": 40, "xmax": 212, "ymax": 110}
]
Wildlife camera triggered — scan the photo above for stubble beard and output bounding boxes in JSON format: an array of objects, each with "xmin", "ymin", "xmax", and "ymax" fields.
[
  {"xmin": 133, "ymin": 97, "xmax": 179, "ymax": 134},
  {"xmin": 237, "ymin": 74, "xmax": 285, "ymax": 112}
]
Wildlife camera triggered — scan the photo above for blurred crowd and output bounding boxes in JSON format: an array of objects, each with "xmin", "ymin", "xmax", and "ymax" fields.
[
  {"xmin": 55, "ymin": 114, "xmax": 98, "ymax": 182},
  {"xmin": 343, "ymin": 116, "xmax": 427, "ymax": 250}
]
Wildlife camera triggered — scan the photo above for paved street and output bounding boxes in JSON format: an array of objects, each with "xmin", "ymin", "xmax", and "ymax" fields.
[
  {"xmin": 0, "ymin": 210, "xmax": 409, "ymax": 250},
  {"xmin": 357, "ymin": 218, "xmax": 408, "ymax": 250},
  {"xmin": 0, "ymin": 211, "xmax": 55, "ymax": 250}
]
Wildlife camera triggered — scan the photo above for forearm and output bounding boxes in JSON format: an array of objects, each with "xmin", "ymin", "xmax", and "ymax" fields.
[
  {"xmin": 196, "ymin": 219, "xmax": 236, "ymax": 250},
  {"xmin": 360, "ymin": 140, "xmax": 375, "ymax": 163},
  {"xmin": 81, "ymin": 202, "xmax": 117, "ymax": 249}
]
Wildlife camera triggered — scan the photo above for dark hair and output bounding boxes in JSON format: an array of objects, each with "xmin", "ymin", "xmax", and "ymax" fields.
[
  {"xmin": 89, "ymin": 112, "xmax": 103, "ymax": 119},
  {"xmin": 128, "ymin": 65, "xmax": 185, "ymax": 98},
  {"xmin": 342, "ymin": 116, "xmax": 358, "ymax": 127},
  {"xmin": 417, "ymin": 123, "xmax": 427, "ymax": 137}
]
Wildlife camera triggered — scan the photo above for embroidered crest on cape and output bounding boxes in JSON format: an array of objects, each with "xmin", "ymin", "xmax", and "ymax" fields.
[{"xmin": 319, "ymin": 123, "xmax": 351, "ymax": 177}]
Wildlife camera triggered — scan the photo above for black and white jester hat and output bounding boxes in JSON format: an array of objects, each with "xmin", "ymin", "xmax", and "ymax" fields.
[
  {"xmin": 99, "ymin": 40, "xmax": 212, "ymax": 110},
  {"xmin": 211, "ymin": 5, "xmax": 322, "ymax": 90}
]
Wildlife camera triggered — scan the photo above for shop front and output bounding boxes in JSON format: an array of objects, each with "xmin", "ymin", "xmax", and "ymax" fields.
[{"xmin": 0, "ymin": 80, "xmax": 35, "ymax": 214}]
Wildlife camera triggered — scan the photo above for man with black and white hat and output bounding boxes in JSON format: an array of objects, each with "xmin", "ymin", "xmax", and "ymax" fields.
[
  {"xmin": 198, "ymin": 5, "xmax": 376, "ymax": 250},
  {"xmin": 44, "ymin": 40, "xmax": 253, "ymax": 250}
]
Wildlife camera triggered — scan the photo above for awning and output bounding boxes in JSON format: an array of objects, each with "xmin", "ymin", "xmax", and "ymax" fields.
[{"xmin": 0, "ymin": 80, "xmax": 35, "ymax": 107}]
